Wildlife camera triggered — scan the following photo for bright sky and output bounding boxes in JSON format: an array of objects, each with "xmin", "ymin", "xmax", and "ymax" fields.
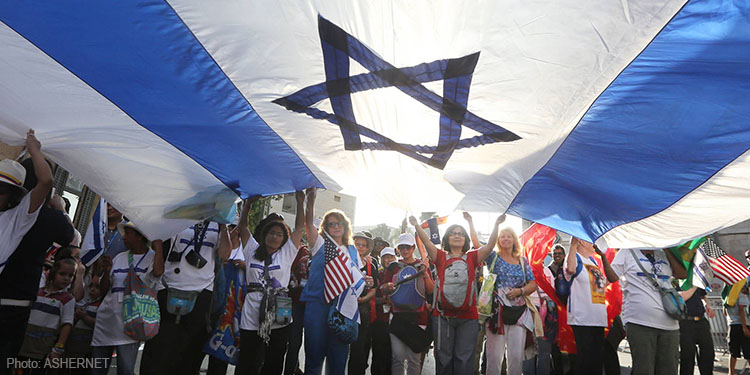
[{"xmin": 354, "ymin": 199, "xmax": 524, "ymax": 238}]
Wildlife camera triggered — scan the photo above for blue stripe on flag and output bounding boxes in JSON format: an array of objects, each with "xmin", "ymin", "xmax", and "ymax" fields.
[
  {"xmin": 80, "ymin": 200, "xmax": 104, "ymax": 266},
  {"xmin": 508, "ymin": 0, "xmax": 750, "ymax": 242},
  {"xmin": 0, "ymin": 1, "xmax": 322, "ymax": 196}
]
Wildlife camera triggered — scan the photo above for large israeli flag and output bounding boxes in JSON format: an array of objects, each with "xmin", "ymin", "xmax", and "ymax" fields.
[{"xmin": 0, "ymin": 1, "xmax": 749, "ymax": 247}]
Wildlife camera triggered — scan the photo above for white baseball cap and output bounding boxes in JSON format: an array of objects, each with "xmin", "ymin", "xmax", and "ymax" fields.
[
  {"xmin": 396, "ymin": 233, "xmax": 416, "ymax": 247},
  {"xmin": 380, "ymin": 247, "xmax": 396, "ymax": 258}
]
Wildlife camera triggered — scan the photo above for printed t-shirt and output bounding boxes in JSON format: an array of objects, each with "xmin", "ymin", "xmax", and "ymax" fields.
[
  {"xmin": 288, "ymin": 246, "xmax": 311, "ymax": 303},
  {"xmin": 727, "ymin": 294, "xmax": 750, "ymax": 326},
  {"xmin": 160, "ymin": 221, "xmax": 220, "ymax": 292},
  {"xmin": 611, "ymin": 249, "xmax": 678, "ymax": 331},
  {"xmin": 564, "ymin": 253, "xmax": 607, "ymax": 327},
  {"xmin": 92, "ymin": 250, "xmax": 159, "ymax": 346},
  {"xmin": 432, "ymin": 250, "xmax": 479, "ymax": 319},
  {"xmin": 240, "ymin": 236, "xmax": 298, "ymax": 330},
  {"xmin": 0, "ymin": 193, "xmax": 41, "ymax": 273}
]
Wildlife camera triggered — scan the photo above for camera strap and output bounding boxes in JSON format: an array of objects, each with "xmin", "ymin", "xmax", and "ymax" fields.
[{"xmin": 183, "ymin": 220, "xmax": 210, "ymax": 254}]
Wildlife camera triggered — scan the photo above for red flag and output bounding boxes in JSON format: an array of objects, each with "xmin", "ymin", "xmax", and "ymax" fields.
[{"xmin": 519, "ymin": 223, "xmax": 576, "ymax": 354}]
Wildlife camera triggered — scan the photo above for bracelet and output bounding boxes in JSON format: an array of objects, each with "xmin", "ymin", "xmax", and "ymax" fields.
[
  {"xmin": 52, "ymin": 346, "xmax": 65, "ymax": 354},
  {"xmin": 54, "ymin": 342, "xmax": 65, "ymax": 349}
]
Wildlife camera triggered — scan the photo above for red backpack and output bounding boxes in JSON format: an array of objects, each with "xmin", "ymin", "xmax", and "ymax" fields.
[{"xmin": 435, "ymin": 254, "xmax": 475, "ymax": 312}]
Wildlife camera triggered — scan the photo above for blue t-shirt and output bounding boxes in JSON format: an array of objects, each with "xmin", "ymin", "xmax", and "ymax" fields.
[{"xmin": 486, "ymin": 252, "xmax": 534, "ymax": 290}]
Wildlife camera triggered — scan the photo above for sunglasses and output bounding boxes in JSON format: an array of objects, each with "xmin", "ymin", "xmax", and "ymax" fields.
[
  {"xmin": 449, "ymin": 231, "xmax": 464, "ymax": 237},
  {"xmin": 326, "ymin": 221, "xmax": 343, "ymax": 229}
]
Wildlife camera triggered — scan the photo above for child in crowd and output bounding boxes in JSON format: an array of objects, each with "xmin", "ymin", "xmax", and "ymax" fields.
[
  {"xmin": 726, "ymin": 284, "xmax": 750, "ymax": 375},
  {"xmin": 66, "ymin": 275, "xmax": 106, "ymax": 369},
  {"xmin": 17, "ymin": 258, "xmax": 77, "ymax": 372}
]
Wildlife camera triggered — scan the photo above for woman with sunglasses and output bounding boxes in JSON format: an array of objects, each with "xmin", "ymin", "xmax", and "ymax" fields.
[
  {"xmin": 409, "ymin": 213, "xmax": 506, "ymax": 375},
  {"xmin": 300, "ymin": 188, "xmax": 362, "ymax": 375}
]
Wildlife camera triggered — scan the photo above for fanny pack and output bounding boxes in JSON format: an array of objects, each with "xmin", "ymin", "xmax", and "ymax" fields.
[
  {"xmin": 630, "ymin": 250, "xmax": 686, "ymax": 320},
  {"xmin": 501, "ymin": 305, "xmax": 527, "ymax": 325},
  {"xmin": 166, "ymin": 288, "xmax": 199, "ymax": 324}
]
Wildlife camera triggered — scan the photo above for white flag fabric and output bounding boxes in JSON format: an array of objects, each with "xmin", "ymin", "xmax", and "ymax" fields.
[
  {"xmin": 691, "ymin": 247, "xmax": 714, "ymax": 292},
  {"xmin": 79, "ymin": 198, "xmax": 107, "ymax": 267},
  {"xmin": 1, "ymin": 1, "xmax": 750, "ymax": 247}
]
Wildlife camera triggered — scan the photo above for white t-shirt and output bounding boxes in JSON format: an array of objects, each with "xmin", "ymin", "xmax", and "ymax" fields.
[
  {"xmin": 565, "ymin": 253, "xmax": 607, "ymax": 327},
  {"xmin": 239, "ymin": 236, "xmax": 298, "ymax": 331},
  {"xmin": 0, "ymin": 194, "xmax": 41, "ymax": 273},
  {"xmin": 229, "ymin": 245, "xmax": 244, "ymax": 261},
  {"xmin": 611, "ymin": 249, "xmax": 678, "ymax": 331},
  {"xmin": 92, "ymin": 250, "xmax": 159, "ymax": 346},
  {"xmin": 160, "ymin": 222, "xmax": 220, "ymax": 291},
  {"xmin": 727, "ymin": 294, "xmax": 750, "ymax": 325}
]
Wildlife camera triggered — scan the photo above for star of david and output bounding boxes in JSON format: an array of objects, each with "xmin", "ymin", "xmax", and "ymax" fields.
[{"xmin": 274, "ymin": 16, "xmax": 521, "ymax": 169}]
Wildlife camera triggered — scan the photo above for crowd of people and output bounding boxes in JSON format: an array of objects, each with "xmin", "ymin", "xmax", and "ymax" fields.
[{"xmin": 0, "ymin": 132, "xmax": 741, "ymax": 375}]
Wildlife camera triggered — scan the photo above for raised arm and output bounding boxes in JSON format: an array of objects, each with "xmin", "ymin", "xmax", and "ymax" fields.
[
  {"xmin": 216, "ymin": 224, "xmax": 231, "ymax": 262},
  {"xmin": 238, "ymin": 196, "xmax": 260, "ymax": 247},
  {"xmin": 410, "ymin": 216, "xmax": 438, "ymax": 261},
  {"xmin": 664, "ymin": 248, "xmax": 688, "ymax": 279},
  {"xmin": 463, "ymin": 212, "xmax": 481, "ymax": 250},
  {"xmin": 566, "ymin": 238, "xmax": 580, "ymax": 275},
  {"xmin": 289, "ymin": 191, "xmax": 305, "ymax": 248},
  {"xmin": 304, "ymin": 188, "xmax": 319, "ymax": 248},
  {"xmin": 25, "ymin": 130, "xmax": 53, "ymax": 213},
  {"xmin": 594, "ymin": 245, "xmax": 619, "ymax": 283},
  {"xmin": 476, "ymin": 215, "xmax": 506, "ymax": 264}
]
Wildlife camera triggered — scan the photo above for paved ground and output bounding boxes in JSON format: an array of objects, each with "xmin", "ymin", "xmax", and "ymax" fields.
[{"xmin": 111, "ymin": 340, "xmax": 738, "ymax": 374}]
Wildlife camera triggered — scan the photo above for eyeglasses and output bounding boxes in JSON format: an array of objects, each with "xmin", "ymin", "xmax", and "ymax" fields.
[
  {"xmin": 326, "ymin": 221, "xmax": 343, "ymax": 229},
  {"xmin": 449, "ymin": 231, "xmax": 464, "ymax": 237},
  {"xmin": 267, "ymin": 231, "xmax": 285, "ymax": 238}
]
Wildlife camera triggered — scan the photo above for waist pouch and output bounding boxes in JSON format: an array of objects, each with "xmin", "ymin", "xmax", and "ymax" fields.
[
  {"xmin": 275, "ymin": 295, "xmax": 293, "ymax": 325},
  {"xmin": 166, "ymin": 288, "xmax": 199, "ymax": 317},
  {"xmin": 501, "ymin": 305, "xmax": 527, "ymax": 325},
  {"xmin": 389, "ymin": 313, "xmax": 432, "ymax": 353}
]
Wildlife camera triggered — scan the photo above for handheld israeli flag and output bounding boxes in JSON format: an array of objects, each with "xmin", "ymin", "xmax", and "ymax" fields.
[
  {"xmin": 691, "ymin": 247, "xmax": 714, "ymax": 292},
  {"xmin": 1, "ymin": 0, "xmax": 750, "ymax": 248},
  {"xmin": 80, "ymin": 198, "xmax": 107, "ymax": 267}
]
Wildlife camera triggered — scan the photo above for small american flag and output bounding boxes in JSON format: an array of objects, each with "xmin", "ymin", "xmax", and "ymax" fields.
[
  {"xmin": 702, "ymin": 237, "xmax": 750, "ymax": 285},
  {"xmin": 324, "ymin": 235, "xmax": 354, "ymax": 303}
]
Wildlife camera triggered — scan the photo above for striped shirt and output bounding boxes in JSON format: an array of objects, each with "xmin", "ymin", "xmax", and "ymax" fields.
[{"xmin": 28, "ymin": 288, "xmax": 75, "ymax": 330}]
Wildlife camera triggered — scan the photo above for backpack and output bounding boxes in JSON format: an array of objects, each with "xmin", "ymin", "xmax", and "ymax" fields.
[
  {"xmin": 437, "ymin": 254, "xmax": 476, "ymax": 311},
  {"xmin": 389, "ymin": 262, "xmax": 426, "ymax": 312}
]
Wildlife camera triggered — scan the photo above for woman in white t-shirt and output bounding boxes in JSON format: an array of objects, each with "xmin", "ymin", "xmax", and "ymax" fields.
[
  {"xmin": 90, "ymin": 222, "xmax": 164, "ymax": 375},
  {"xmin": 611, "ymin": 248, "xmax": 687, "ymax": 375},
  {"xmin": 563, "ymin": 237, "xmax": 618, "ymax": 375},
  {"xmin": 236, "ymin": 192, "xmax": 305, "ymax": 375}
]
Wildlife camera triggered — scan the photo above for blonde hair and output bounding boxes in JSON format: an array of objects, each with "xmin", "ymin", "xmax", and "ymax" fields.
[
  {"xmin": 497, "ymin": 227, "xmax": 522, "ymax": 258},
  {"xmin": 319, "ymin": 209, "xmax": 353, "ymax": 246}
]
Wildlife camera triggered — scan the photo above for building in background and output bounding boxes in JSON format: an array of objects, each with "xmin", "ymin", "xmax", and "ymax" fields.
[{"xmin": 268, "ymin": 190, "xmax": 356, "ymax": 228}]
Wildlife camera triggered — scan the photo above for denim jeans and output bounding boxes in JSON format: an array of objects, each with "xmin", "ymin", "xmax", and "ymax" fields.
[
  {"xmin": 303, "ymin": 301, "xmax": 349, "ymax": 375},
  {"xmin": 522, "ymin": 335, "xmax": 552, "ymax": 375},
  {"xmin": 432, "ymin": 316, "xmax": 479, "ymax": 375},
  {"xmin": 91, "ymin": 343, "xmax": 140, "ymax": 375}
]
